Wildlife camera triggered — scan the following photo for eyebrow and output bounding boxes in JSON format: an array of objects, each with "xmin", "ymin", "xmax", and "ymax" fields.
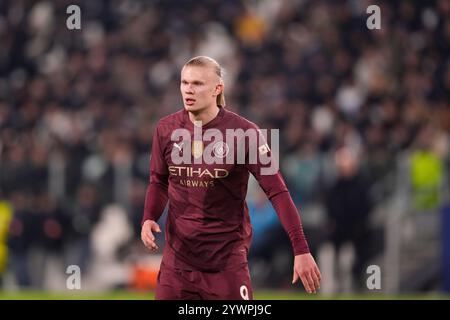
[{"xmin": 181, "ymin": 79, "xmax": 205, "ymax": 85}]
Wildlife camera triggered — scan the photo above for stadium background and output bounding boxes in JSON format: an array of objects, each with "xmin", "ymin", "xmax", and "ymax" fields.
[{"xmin": 0, "ymin": 0, "xmax": 449, "ymax": 299}]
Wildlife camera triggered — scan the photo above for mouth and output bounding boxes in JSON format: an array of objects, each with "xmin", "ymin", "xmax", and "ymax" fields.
[{"xmin": 185, "ymin": 98, "xmax": 196, "ymax": 106}]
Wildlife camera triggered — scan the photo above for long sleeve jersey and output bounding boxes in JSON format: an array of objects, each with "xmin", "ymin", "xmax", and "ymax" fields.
[{"xmin": 142, "ymin": 106, "xmax": 309, "ymax": 271}]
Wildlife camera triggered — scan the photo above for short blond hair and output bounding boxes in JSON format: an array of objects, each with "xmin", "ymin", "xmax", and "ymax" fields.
[{"xmin": 184, "ymin": 56, "xmax": 225, "ymax": 107}]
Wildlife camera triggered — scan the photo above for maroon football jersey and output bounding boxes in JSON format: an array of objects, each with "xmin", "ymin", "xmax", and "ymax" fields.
[{"xmin": 143, "ymin": 106, "xmax": 309, "ymax": 271}]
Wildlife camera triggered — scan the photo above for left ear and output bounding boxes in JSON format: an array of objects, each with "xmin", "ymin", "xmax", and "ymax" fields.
[{"xmin": 215, "ymin": 83, "xmax": 223, "ymax": 95}]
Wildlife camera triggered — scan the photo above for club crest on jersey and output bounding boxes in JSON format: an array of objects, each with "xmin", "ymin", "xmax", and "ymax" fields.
[
  {"xmin": 192, "ymin": 140, "xmax": 204, "ymax": 159},
  {"xmin": 212, "ymin": 141, "xmax": 229, "ymax": 158}
]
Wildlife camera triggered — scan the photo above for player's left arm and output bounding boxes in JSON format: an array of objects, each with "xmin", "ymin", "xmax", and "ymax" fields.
[
  {"xmin": 255, "ymin": 172, "xmax": 321, "ymax": 293},
  {"xmin": 245, "ymin": 124, "xmax": 321, "ymax": 293}
]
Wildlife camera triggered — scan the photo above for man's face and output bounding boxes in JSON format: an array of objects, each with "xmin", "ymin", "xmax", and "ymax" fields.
[{"xmin": 180, "ymin": 65, "xmax": 222, "ymax": 113}]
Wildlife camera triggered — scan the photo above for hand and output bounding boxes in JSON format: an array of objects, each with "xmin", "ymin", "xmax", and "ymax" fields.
[
  {"xmin": 141, "ymin": 220, "xmax": 161, "ymax": 251},
  {"xmin": 292, "ymin": 253, "xmax": 321, "ymax": 294}
]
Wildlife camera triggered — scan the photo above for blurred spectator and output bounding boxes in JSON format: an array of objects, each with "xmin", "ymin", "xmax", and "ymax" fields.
[
  {"xmin": 88, "ymin": 204, "xmax": 133, "ymax": 291},
  {"xmin": 67, "ymin": 184, "xmax": 101, "ymax": 273},
  {"xmin": 283, "ymin": 141, "xmax": 322, "ymax": 206},
  {"xmin": 36, "ymin": 192, "xmax": 67, "ymax": 254},
  {"xmin": 0, "ymin": 198, "xmax": 13, "ymax": 287},
  {"xmin": 34, "ymin": 192, "xmax": 68, "ymax": 289},
  {"xmin": 324, "ymin": 146, "xmax": 373, "ymax": 292},
  {"xmin": 410, "ymin": 124, "xmax": 446, "ymax": 211},
  {"xmin": 7, "ymin": 192, "xmax": 35, "ymax": 288}
]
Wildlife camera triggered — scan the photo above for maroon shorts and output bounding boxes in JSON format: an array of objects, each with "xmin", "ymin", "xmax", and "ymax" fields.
[{"xmin": 155, "ymin": 262, "xmax": 253, "ymax": 300}]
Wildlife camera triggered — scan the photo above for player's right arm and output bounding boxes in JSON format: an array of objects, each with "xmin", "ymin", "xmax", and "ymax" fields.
[{"xmin": 141, "ymin": 123, "xmax": 169, "ymax": 251}]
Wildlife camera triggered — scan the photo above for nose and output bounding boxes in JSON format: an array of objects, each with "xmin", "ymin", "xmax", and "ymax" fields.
[{"xmin": 185, "ymin": 85, "xmax": 194, "ymax": 94}]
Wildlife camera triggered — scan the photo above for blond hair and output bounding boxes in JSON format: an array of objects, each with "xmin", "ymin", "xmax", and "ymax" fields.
[{"xmin": 184, "ymin": 56, "xmax": 225, "ymax": 107}]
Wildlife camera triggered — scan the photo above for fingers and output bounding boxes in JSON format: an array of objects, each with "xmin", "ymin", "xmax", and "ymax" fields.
[
  {"xmin": 141, "ymin": 232, "xmax": 157, "ymax": 250},
  {"xmin": 292, "ymin": 254, "xmax": 322, "ymax": 294},
  {"xmin": 147, "ymin": 228, "xmax": 155, "ymax": 242},
  {"xmin": 314, "ymin": 267, "xmax": 322, "ymax": 288},
  {"xmin": 141, "ymin": 221, "xmax": 160, "ymax": 251},
  {"xmin": 153, "ymin": 223, "xmax": 162, "ymax": 233},
  {"xmin": 142, "ymin": 233, "xmax": 159, "ymax": 251},
  {"xmin": 310, "ymin": 270, "xmax": 320, "ymax": 293},
  {"xmin": 298, "ymin": 268, "xmax": 321, "ymax": 294},
  {"xmin": 300, "ymin": 272, "xmax": 315, "ymax": 294},
  {"xmin": 292, "ymin": 271, "xmax": 299, "ymax": 284}
]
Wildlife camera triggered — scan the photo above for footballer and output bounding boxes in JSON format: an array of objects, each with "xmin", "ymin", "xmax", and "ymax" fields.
[{"xmin": 141, "ymin": 56, "xmax": 321, "ymax": 300}]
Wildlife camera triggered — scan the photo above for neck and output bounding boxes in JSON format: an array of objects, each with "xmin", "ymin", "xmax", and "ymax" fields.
[{"xmin": 188, "ymin": 105, "xmax": 220, "ymax": 126}]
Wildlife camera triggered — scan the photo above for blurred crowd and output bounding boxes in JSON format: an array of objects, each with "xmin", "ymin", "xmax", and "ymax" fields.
[{"xmin": 0, "ymin": 0, "xmax": 449, "ymax": 290}]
